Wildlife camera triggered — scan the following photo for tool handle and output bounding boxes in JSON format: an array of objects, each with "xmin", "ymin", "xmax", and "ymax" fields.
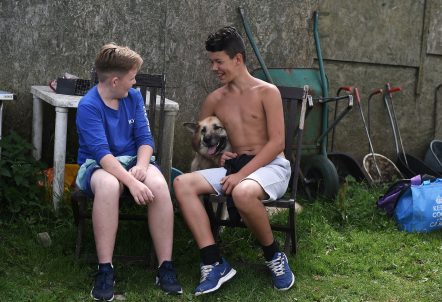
[
  {"xmin": 368, "ymin": 89, "xmax": 383, "ymax": 100},
  {"xmin": 386, "ymin": 83, "xmax": 401, "ymax": 98},
  {"xmin": 337, "ymin": 86, "xmax": 353, "ymax": 96},
  {"xmin": 353, "ymin": 87, "xmax": 361, "ymax": 104}
]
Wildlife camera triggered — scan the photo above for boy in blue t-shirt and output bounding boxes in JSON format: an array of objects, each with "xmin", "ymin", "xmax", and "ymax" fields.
[{"xmin": 76, "ymin": 43, "xmax": 182, "ymax": 300}]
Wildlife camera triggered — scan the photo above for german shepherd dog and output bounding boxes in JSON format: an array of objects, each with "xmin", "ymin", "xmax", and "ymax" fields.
[
  {"xmin": 184, "ymin": 116, "xmax": 302, "ymax": 215},
  {"xmin": 184, "ymin": 116, "xmax": 231, "ymax": 172}
]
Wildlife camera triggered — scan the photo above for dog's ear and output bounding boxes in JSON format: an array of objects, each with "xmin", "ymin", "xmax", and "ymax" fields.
[{"xmin": 183, "ymin": 122, "xmax": 199, "ymax": 134}]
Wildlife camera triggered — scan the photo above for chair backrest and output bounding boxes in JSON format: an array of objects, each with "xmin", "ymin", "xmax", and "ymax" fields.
[
  {"xmin": 278, "ymin": 86, "xmax": 305, "ymax": 162},
  {"xmin": 133, "ymin": 74, "xmax": 166, "ymax": 167}
]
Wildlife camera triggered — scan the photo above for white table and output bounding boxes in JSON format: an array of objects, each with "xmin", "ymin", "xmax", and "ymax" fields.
[
  {"xmin": 31, "ymin": 85, "xmax": 179, "ymax": 210},
  {"xmin": 0, "ymin": 90, "xmax": 16, "ymax": 157}
]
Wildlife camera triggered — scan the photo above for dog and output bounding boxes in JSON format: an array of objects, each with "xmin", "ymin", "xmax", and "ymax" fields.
[
  {"xmin": 184, "ymin": 116, "xmax": 302, "ymax": 216},
  {"xmin": 184, "ymin": 116, "xmax": 231, "ymax": 172}
]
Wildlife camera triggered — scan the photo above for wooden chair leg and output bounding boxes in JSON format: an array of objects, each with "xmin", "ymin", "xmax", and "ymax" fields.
[
  {"xmin": 75, "ymin": 196, "xmax": 87, "ymax": 260},
  {"xmin": 289, "ymin": 205, "xmax": 297, "ymax": 255},
  {"xmin": 75, "ymin": 217, "xmax": 84, "ymax": 260}
]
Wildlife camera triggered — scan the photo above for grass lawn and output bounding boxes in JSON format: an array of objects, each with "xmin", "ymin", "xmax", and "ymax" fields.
[{"xmin": 1, "ymin": 180, "xmax": 441, "ymax": 301}]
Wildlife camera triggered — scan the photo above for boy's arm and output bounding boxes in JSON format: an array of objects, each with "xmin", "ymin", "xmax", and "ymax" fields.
[
  {"xmin": 221, "ymin": 85, "xmax": 285, "ymax": 194},
  {"xmin": 131, "ymin": 90, "xmax": 155, "ymax": 181},
  {"xmin": 198, "ymin": 92, "xmax": 217, "ymax": 120}
]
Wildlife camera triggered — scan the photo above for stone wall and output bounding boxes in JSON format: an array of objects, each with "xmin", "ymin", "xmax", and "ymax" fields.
[
  {"xmin": 319, "ymin": 0, "xmax": 442, "ymax": 163},
  {"xmin": 0, "ymin": 0, "xmax": 317, "ymax": 171},
  {"xmin": 1, "ymin": 0, "xmax": 440, "ymax": 172}
]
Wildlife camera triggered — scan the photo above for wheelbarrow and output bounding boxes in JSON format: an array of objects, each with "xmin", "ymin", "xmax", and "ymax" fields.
[{"xmin": 239, "ymin": 8, "xmax": 359, "ymax": 199}]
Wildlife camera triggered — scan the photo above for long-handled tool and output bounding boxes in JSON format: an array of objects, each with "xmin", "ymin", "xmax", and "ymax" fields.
[
  {"xmin": 364, "ymin": 88, "xmax": 403, "ymax": 183},
  {"xmin": 353, "ymin": 88, "xmax": 382, "ymax": 179},
  {"xmin": 383, "ymin": 83, "xmax": 441, "ymax": 178},
  {"xmin": 238, "ymin": 6, "xmax": 273, "ymax": 84}
]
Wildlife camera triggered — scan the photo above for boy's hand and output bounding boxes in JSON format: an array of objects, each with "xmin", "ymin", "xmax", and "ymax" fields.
[
  {"xmin": 129, "ymin": 165, "xmax": 148, "ymax": 182},
  {"xmin": 220, "ymin": 151, "xmax": 238, "ymax": 167},
  {"xmin": 128, "ymin": 180, "xmax": 155, "ymax": 205},
  {"xmin": 220, "ymin": 172, "xmax": 243, "ymax": 195}
]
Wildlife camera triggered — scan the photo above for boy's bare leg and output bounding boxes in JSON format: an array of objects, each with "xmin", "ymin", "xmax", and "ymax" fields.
[
  {"xmin": 143, "ymin": 164, "xmax": 174, "ymax": 265},
  {"xmin": 173, "ymin": 172, "xmax": 216, "ymax": 248},
  {"xmin": 231, "ymin": 179, "xmax": 273, "ymax": 246},
  {"xmin": 91, "ymin": 169, "xmax": 123, "ymax": 264}
]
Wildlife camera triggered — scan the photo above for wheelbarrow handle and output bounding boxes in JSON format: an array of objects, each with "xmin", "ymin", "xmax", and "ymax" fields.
[{"xmin": 316, "ymin": 95, "xmax": 352, "ymax": 103}]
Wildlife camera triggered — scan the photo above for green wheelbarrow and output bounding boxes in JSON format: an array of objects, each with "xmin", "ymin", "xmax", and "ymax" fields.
[{"xmin": 240, "ymin": 8, "xmax": 362, "ymax": 199}]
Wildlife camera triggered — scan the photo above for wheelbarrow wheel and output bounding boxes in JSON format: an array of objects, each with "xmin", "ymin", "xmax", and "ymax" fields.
[{"xmin": 302, "ymin": 155, "xmax": 339, "ymax": 200}]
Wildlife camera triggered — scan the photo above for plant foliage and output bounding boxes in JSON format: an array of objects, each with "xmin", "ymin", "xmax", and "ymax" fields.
[{"xmin": 0, "ymin": 131, "xmax": 47, "ymax": 219}]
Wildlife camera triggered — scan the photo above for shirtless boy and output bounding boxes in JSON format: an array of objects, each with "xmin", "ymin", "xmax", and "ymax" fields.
[{"xmin": 174, "ymin": 26, "xmax": 295, "ymax": 295}]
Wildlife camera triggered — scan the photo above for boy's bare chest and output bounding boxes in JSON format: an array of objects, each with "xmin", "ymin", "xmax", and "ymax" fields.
[{"xmin": 215, "ymin": 96, "xmax": 265, "ymax": 127}]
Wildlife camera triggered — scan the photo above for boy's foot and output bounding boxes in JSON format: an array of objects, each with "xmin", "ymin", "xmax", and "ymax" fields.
[
  {"xmin": 91, "ymin": 263, "xmax": 115, "ymax": 301},
  {"xmin": 265, "ymin": 252, "xmax": 295, "ymax": 291},
  {"xmin": 194, "ymin": 257, "xmax": 236, "ymax": 296},
  {"xmin": 155, "ymin": 261, "xmax": 183, "ymax": 295}
]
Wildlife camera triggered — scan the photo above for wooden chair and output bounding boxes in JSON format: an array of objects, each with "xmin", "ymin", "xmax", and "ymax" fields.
[
  {"xmin": 203, "ymin": 85, "xmax": 312, "ymax": 255},
  {"xmin": 71, "ymin": 73, "xmax": 167, "ymax": 264}
]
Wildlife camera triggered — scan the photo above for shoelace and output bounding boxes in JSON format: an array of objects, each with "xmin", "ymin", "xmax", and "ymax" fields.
[
  {"xmin": 200, "ymin": 264, "xmax": 214, "ymax": 282},
  {"xmin": 266, "ymin": 255, "xmax": 285, "ymax": 277}
]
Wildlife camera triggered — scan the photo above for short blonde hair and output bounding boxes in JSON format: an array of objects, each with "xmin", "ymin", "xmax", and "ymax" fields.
[{"xmin": 95, "ymin": 43, "xmax": 143, "ymax": 82}]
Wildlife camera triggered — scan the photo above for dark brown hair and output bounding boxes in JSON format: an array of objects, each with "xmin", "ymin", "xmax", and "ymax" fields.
[{"xmin": 205, "ymin": 26, "xmax": 246, "ymax": 63}]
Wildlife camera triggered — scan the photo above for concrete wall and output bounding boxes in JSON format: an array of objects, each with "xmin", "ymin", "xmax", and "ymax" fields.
[
  {"xmin": 319, "ymin": 0, "xmax": 442, "ymax": 163},
  {"xmin": 0, "ymin": 0, "xmax": 317, "ymax": 171},
  {"xmin": 1, "ymin": 0, "xmax": 441, "ymax": 172}
]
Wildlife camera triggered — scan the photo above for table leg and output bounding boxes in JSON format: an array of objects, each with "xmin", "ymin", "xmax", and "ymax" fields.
[
  {"xmin": 32, "ymin": 96, "xmax": 43, "ymax": 160},
  {"xmin": 53, "ymin": 107, "xmax": 68, "ymax": 210},
  {"xmin": 0, "ymin": 101, "xmax": 3, "ymax": 157}
]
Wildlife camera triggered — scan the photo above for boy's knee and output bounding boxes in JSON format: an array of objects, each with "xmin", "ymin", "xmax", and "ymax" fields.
[
  {"xmin": 173, "ymin": 174, "xmax": 191, "ymax": 191},
  {"xmin": 147, "ymin": 174, "xmax": 168, "ymax": 191},
  {"xmin": 232, "ymin": 182, "xmax": 261, "ymax": 208},
  {"xmin": 93, "ymin": 174, "xmax": 121, "ymax": 194},
  {"xmin": 232, "ymin": 183, "xmax": 257, "ymax": 204}
]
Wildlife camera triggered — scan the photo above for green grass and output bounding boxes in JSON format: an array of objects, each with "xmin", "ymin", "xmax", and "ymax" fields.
[{"xmin": 1, "ymin": 181, "xmax": 442, "ymax": 301}]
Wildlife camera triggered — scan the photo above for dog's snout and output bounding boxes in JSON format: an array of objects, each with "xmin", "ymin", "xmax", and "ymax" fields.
[{"xmin": 203, "ymin": 135, "xmax": 214, "ymax": 145}]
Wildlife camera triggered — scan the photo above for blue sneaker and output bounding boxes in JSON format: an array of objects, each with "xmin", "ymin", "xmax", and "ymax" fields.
[
  {"xmin": 91, "ymin": 263, "xmax": 115, "ymax": 301},
  {"xmin": 194, "ymin": 258, "xmax": 237, "ymax": 296},
  {"xmin": 265, "ymin": 252, "xmax": 295, "ymax": 290},
  {"xmin": 155, "ymin": 261, "xmax": 183, "ymax": 295}
]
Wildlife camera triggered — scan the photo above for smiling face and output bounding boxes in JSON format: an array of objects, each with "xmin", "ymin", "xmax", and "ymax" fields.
[{"xmin": 208, "ymin": 51, "xmax": 241, "ymax": 84}]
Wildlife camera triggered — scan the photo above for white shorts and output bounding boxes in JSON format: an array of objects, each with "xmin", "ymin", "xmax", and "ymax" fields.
[{"xmin": 197, "ymin": 156, "xmax": 291, "ymax": 202}]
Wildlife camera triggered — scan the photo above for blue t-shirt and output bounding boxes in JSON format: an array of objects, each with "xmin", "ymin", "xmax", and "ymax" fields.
[{"xmin": 76, "ymin": 86, "xmax": 154, "ymax": 165}]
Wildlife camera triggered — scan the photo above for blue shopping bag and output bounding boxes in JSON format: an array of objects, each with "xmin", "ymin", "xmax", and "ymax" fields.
[{"xmin": 394, "ymin": 178, "xmax": 442, "ymax": 232}]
